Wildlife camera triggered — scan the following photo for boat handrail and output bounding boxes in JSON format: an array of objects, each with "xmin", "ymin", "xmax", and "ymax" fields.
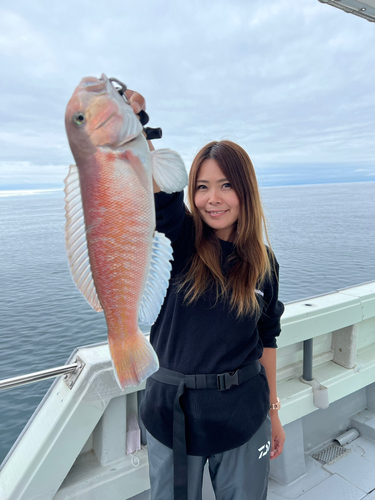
[{"xmin": 0, "ymin": 360, "xmax": 83, "ymax": 391}]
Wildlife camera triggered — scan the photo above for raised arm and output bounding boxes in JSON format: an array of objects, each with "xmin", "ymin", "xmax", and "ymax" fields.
[{"xmin": 125, "ymin": 88, "xmax": 160, "ymax": 193}]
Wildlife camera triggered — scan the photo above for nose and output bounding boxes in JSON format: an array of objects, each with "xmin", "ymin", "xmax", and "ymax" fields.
[{"xmin": 208, "ymin": 189, "xmax": 222, "ymax": 205}]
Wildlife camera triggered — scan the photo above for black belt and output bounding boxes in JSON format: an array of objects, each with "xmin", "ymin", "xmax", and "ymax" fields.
[{"xmin": 150, "ymin": 360, "xmax": 261, "ymax": 500}]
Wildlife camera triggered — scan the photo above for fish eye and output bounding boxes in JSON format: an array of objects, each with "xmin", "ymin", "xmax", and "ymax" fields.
[{"xmin": 73, "ymin": 112, "xmax": 86, "ymax": 126}]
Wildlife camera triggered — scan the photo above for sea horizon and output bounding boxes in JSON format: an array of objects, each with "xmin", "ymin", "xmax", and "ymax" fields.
[{"xmin": 1, "ymin": 178, "xmax": 374, "ymax": 197}]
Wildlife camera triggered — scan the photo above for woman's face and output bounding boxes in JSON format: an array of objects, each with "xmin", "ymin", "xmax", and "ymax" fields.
[{"xmin": 194, "ymin": 159, "xmax": 240, "ymax": 242}]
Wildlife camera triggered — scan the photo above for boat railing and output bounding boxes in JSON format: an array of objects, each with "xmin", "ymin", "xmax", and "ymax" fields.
[
  {"xmin": 0, "ymin": 339, "xmax": 325, "ymax": 394},
  {"xmin": 0, "ymin": 358, "xmax": 84, "ymax": 391}
]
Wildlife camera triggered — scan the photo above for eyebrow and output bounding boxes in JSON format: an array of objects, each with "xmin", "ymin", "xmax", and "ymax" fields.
[{"xmin": 196, "ymin": 178, "xmax": 229, "ymax": 183}]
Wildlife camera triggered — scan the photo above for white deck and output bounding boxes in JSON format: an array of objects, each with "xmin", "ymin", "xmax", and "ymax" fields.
[{"xmin": 268, "ymin": 421, "xmax": 375, "ymax": 499}]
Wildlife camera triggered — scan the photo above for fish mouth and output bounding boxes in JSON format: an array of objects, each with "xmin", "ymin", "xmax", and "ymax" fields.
[{"xmin": 79, "ymin": 75, "xmax": 108, "ymax": 93}]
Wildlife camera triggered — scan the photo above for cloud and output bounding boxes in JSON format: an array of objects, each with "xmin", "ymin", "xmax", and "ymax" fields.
[
  {"xmin": 0, "ymin": 11, "xmax": 50, "ymax": 58},
  {"xmin": 1, "ymin": 0, "xmax": 375, "ymax": 187},
  {"xmin": 0, "ymin": 9, "xmax": 56, "ymax": 76}
]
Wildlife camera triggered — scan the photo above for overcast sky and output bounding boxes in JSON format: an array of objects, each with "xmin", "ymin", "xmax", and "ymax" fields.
[{"xmin": 1, "ymin": 0, "xmax": 375, "ymax": 189}]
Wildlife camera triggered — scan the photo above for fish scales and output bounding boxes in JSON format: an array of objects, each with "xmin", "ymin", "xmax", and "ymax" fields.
[{"xmin": 81, "ymin": 155, "xmax": 153, "ymax": 329}]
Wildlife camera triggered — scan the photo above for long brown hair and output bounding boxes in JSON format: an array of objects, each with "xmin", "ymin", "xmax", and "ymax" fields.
[{"xmin": 180, "ymin": 140, "xmax": 273, "ymax": 318}]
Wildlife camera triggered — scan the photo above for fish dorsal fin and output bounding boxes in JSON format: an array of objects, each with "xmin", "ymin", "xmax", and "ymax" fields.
[
  {"xmin": 138, "ymin": 231, "xmax": 173, "ymax": 326},
  {"xmin": 64, "ymin": 165, "xmax": 103, "ymax": 312},
  {"xmin": 151, "ymin": 149, "xmax": 188, "ymax": 193}
]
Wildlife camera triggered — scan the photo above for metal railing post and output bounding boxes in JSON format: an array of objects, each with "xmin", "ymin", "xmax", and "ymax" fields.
[{"xmin": 303, "ymin": 339, "xmax": 313, "ymax": 381}]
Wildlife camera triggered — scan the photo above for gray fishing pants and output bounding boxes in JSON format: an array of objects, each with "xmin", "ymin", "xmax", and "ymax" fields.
[{"xmin": 146, "ymin": 414, "xmax": 271, "ymax": 500}]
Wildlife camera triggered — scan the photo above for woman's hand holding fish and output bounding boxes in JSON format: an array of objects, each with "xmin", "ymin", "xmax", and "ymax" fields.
[
  {"xmin": 125, "ymin": 87, "xmax": 187, "ymax": 194},
  {"xmin": 125, "ymin": 89, "xmax": 146, "ymax": 115},
  {"xmin": 125, "ymin": 88, "xmax": 156, "ymax": 157},
  {"xmin": 125, "ymin": 88, "xmax": 160, "ymax": 191}
]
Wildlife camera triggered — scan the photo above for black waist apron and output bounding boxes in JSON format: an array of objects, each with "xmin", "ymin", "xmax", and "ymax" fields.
[{"xmin": 150, "ymin": 360, "xmax": 261, "ymax": 500}]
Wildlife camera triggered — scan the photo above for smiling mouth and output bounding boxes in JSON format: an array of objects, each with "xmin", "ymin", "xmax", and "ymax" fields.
[{"xmin": 207, "ymin": 210, "xmax": 228, "ymax": 216}]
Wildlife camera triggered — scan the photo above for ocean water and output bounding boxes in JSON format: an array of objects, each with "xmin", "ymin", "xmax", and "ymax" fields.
[{"xmin": 0, "ymin": 181, "xmax": 374, "ymax": 463}]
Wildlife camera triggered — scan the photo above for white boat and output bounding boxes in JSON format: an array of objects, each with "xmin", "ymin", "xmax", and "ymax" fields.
[
  {"xmin": 318, "ymin": 0, "xmax": 375, "ymax": 22},
  {"xmin": 1, "ymin": 280, "xmax": 375, "ymax": 499},
  {"xmin": 1, "ymin": 5, "xmax": 375, "ymax": 499}
]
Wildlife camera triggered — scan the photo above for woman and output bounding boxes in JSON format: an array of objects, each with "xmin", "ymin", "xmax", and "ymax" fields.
[{"xmin": 126, "ymin": 91, "xmax": 285, "ymax": 500}]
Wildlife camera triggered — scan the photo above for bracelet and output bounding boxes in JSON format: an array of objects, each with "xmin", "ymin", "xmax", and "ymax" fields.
[{"xmin": 269, "ymin": 397, "xmax": 281, "ymax": 410}]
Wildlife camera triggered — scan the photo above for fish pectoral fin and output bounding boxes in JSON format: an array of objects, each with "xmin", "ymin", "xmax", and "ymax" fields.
[
  {"xmin": 151, "ymin": 149, "xmax": 188, "ymax": 193},
  {"xmin": 138, "ymin": 231, "xmax": 173, "ymax": 326},
  {"xmin": 120, "ymin": 150, "xmax": 149, "ymax": 190},
  {"xmin": 64, "ymin": 164, "xmax": 103, "ymax": 312}
]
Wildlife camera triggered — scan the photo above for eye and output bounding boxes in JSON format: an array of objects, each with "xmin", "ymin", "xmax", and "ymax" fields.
[
  {"xmin": 73, "ymin": 112, "xmax": 86, "ymax": 126},
  {"xmin": 222, "ymin": 182, "xmax": 232, "ymax": 189},
  {"xmin": 196, "ymin": 184, "xmax": 207, "ymax": 190}
]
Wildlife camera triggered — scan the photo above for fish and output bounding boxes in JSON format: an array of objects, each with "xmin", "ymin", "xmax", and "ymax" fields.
[{"xmin": 64, "ymin": 74, "xmax": 187, "ymax": 389}]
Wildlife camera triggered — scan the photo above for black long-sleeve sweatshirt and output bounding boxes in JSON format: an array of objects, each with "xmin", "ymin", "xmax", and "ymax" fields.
[{"xmin": 140, "ymin": 191, "xmax": 284, "ymax": 456}]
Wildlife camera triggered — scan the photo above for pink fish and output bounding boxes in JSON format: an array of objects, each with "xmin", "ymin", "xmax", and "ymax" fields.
[{"xmin": 64, "ymin": 75, "xmax": 187, "ymax": 388}]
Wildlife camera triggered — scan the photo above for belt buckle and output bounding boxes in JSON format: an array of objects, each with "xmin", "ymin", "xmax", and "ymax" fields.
[{"xmin": 217, "ymin": 370, "xmax": 239, "ymax": 391}]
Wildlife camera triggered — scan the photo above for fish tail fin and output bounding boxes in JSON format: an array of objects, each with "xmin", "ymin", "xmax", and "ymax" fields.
[{"xmin": 109, "ymin": 329, "xmax": 159, "ymax": 390}]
